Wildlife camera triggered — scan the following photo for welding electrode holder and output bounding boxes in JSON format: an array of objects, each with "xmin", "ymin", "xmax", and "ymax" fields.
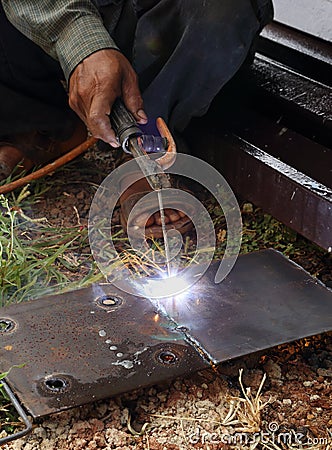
[
  {"xmin": 110, "ymin": 98, "xmax": 168, "ymax": 154},
  {"xmin": 110, "ymin": 98, "xmax": 141, "ymax": 152}
]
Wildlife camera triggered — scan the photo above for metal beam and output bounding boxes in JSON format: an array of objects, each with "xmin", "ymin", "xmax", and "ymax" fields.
[
  {"xmin": 259, "ymin": 22, "xmax": 332, "ymax": 86},
  {"xmin": 216, "ymin": 134, "xmax": 332, "ymax": 251}
]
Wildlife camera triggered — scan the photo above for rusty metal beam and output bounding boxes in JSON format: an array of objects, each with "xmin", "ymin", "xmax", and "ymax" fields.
[
  {"xmin": 258, "ymin": 22, "xmax": 332, "ymax": 86},
  {"xmin": 245, "ymin": 54, "xmax": 332, "ymax": 147},
  {"xmin": 187, "ymin": 110, "xmax": 332, "ymax": 250},
  {"xmin": 225, "ymin": 107, "xmax": 332, "ymax": 190},
  {"xmin": 215, "ymin": 134, "xmax": 332, "ymax": 251},
  {"xmin": 1, "ymin": 250, "xmax": 332, "ymax": 418}
]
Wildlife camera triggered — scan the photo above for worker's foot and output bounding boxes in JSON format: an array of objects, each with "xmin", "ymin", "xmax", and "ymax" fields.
[
  {"xmin": 0, "ymin": 144, "xmax": 33, "ymax": 180},
  {"xmin": 116, "ymin": 121, "xmax": 193, "ymax": 238},
  {"xmin": 120, "ymin": 174, "xmax": 193, "ymax": 239},
  {"xmin": 0, "ymin": 119, "xmax": 87, "ymax": 181}
]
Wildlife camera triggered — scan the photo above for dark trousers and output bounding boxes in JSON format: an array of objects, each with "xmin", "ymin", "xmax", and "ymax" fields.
[{"xmin": 0, "ymin": 0, "xmax": 273, "ymax": 139}]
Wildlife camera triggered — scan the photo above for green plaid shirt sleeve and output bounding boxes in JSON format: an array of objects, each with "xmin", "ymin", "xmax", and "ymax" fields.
[{"xmin": 1, "ymin": 0, "xmax": 119, "ymax": 81}]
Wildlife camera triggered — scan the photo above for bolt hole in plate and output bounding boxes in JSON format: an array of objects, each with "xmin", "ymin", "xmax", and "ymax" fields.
[
  {"xmin": 156, "ymin": 349, "xmax": 180, "ymax": 366},
  {"xmin": 95, "ymin": 294, "xmax": 123, "ymax": 310},
  {"xmin": 42, "ymin": 376, "xmax": 71, "ymax": 395},
  {"xmin": 0, "ymin": 318, "xmax": 16, "ymax": 333}
]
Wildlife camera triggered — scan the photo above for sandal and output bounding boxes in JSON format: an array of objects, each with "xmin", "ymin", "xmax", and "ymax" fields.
[
  {"xmin": 0, "ymin": 118, "xmax": 87, "ymax": 181},
  {"xmin": 119, "ymin": 175, "xmax": 194, "ymax": 239},
  {"xmin": 0, "ymin": 144, "xmax": 33, "ymax": 180},
  {"xmin": 116, "ymin": 117, "xmax": 193, "ymax": 238}
]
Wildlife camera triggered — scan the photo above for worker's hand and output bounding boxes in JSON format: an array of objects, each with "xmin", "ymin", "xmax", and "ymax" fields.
[{"xmin": 68, "ymin": 49, "xmax": 147, "ymax": 147}]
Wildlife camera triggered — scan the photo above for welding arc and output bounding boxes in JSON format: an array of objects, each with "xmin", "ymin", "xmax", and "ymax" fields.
[
  {"xmin": 126, "ymin": 136, "xmax": 172, "ymax": 276},
  {"xmin": 157, "ymin": 189, "xmax": 172, "ymax": 277},
  {"xmin": 89, "ymin": 152, "xmax": 242, "ymax": 298}
]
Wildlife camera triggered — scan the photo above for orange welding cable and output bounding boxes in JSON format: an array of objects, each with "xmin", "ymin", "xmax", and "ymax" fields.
[{"xmin": 0, "ymin": 136, "xmax": 98, "ymax": 195}]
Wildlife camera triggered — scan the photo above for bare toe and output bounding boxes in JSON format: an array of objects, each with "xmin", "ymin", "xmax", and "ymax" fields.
[
  {"xmin": 154, "ymin": 212, "xmax": 170, "ymax": 226},
  {"xmin": 165, "ymin": 208, "xmax": 180, "ymax": 223},
  {"xmin": 134, "ymin": 212, "xmax": 155, "ymax": 227}
]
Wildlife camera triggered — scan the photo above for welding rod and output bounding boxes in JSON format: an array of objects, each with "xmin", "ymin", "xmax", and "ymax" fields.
[{"xmin": 110, "ymin": 99, "xmax": 171, "ymax": 191}]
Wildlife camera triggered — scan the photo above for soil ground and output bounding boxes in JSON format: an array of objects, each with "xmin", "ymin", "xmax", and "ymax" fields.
[{"xmin": 1, "ymin": 148, "xmax": 331, "ymax": 449}]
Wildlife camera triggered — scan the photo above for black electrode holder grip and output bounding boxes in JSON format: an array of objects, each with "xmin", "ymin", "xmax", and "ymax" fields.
[
  {"xmin": 110, "ymin": 98, "xmax": 142, "ymax": 151},
  {"xmin": 110, "ymin": 98, "xmax": 168, "ymax": 154}
]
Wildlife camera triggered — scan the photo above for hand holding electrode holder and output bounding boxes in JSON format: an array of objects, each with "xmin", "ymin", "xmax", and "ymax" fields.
[
  {"xmin": 110, "ymin": 98, "xmax": 168, "ymax": 154},
  {"xmin": 109, "ymin": 98, "xmax": 177, "ymax": 190},
  {"xmin": 110, "ymin": 98, "xmax": 177, "ymax": 277}
]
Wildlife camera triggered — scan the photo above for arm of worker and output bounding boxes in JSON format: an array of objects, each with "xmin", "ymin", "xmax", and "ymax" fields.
[{"xmin": 1, "ymin": 0, "xmax": 147, "ymax": 145}]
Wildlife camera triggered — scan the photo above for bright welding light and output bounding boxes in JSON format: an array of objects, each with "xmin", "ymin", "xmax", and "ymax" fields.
[{"xmin": 141, "ymin": 273, "xmax": 190, "ymax": 299}]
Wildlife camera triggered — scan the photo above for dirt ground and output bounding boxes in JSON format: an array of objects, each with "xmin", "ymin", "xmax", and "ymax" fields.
[
  {"xmin": 1, "ymin": 149, "xmax": 331, "ymax": 449},
  {"xmin": 2, "ymin": 335, "xmax": 331, "ymax": 450}
]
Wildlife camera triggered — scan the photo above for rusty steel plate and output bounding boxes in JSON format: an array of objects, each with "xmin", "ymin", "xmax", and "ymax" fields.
[
  {"xmin": 0, "ymin": 286, "xmax": 208, "ymax": 418},
  {"xmin": 1, "ymin": 249, "xmax": 332, "ymax": 418}
]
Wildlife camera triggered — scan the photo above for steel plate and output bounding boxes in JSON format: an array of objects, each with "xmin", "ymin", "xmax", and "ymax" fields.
[
  {"xmin": 0, "ymin": 285, "xmax": 208, "ymax": 418},
  {"xmin": 163, "ymin": 249, "xmax": 332, "ymax": 362},
  {"xmin": 1, "ymin": 249, "xmax": 332, "ymax": 418}
]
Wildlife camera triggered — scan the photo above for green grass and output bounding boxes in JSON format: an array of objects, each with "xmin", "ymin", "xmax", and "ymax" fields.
[
  {"xmin": 210, "ymin": 200, "xmax": 330, "ymax": 271},
  {"xmin": 0, "ymin": 186, "xmax": 102, "ymax": 305}
]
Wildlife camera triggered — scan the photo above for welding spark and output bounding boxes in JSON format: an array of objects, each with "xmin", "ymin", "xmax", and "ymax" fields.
[{"xmin": 141, "ymin": 273, "xmax": 190, "ymax": 299}]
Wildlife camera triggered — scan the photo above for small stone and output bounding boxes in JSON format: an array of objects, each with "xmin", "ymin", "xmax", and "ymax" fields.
[
  {"xmin": 157, "ymin": 392, "xmax": 167, "ymax": 402},
  {"xmin": 196, "ymin": 389, "xmax": 203, "ymax": 398},
  {"xmin": 90, "ymin": 418, "xmax": 105, "ymax": 433},
  {"xmin": 307, "ymin": 413, "xmax": 315, "ymax": 420},
  {"xmin": 24, "ymin": 444, "xmax": 35, "ymax": 450},
  {"xmin": 242, "ymin": 202, "xmax": 253, "ymax": 213},
  {"xmin": 303, "ymin": 381, "xmax": 313, "ymax": 387},
  {"xmin": 33, "ymin": 426, "xmax": 47, "ymax": 439},
  {"xmin": 317, "ymin": 368, "xmax": 332, "ymax": 377},
  {"xmin": 277, "ymin": 413, "xmax": 284, "ymax": 422},
  {"xmin": 71, "ymin": 420, "xmax": 90, "ymax": 435},
  {"xmin": 264, "ymin": 359, "xmax": 282, "ymax": 381},
  {"xmin": 325, "ymin": 362, "xmax": 332, "ymax": 372},
  {"xmin": 120, "ymin": 408, "xmax": 129, "ymax": 425},
  {"xmin": 98, "ymin": 330, "xmax": 106, "ymax": 337},
  {"xmin": 310, "ymin": 394, "xmax": 320, "ymax": 401},
  {"xmin": 283, "ymin": 399, "xmax": 292, "ymax": 405}
]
